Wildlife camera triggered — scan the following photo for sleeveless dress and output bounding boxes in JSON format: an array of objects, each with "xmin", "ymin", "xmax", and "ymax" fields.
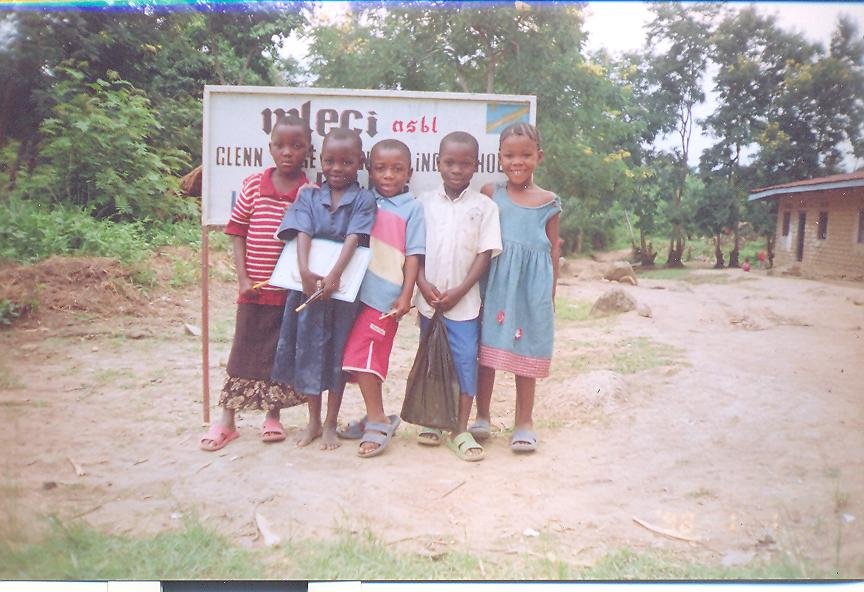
[{"xmin": 478, "ymin": 184, "xmax": 562, "ymax": 378}]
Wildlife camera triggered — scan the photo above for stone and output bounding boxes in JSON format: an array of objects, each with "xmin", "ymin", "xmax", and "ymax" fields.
[
  {"xmin": 637, "ymin": 303, "xmax": 652, "ymax": 318},
  {"xmin": 589, "ymin": 288, "xmax": 637, "ymax": 317},
  {"xmin": 603, "ymin": 261, "xmax": 638, "ymax": 285}
]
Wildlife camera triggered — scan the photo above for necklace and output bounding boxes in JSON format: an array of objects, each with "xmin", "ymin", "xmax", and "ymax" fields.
[{"xmin": 507, "ymin": 180, "xmax": 531, "ymax": 191}]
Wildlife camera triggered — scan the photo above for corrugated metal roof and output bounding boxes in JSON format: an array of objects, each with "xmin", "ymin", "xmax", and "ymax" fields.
[{"xmin": 749, "ymin": 170, "xmax": 864, "ymax": 201}]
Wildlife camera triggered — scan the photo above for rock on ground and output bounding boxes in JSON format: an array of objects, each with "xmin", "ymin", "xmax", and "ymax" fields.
[
  {"xmin": 604, "ymin": 261, "xmax": 638, "ymax": 285},
  {"xmin": 590, "ymin": 287, "xmax": 637, "ymax": 317}
]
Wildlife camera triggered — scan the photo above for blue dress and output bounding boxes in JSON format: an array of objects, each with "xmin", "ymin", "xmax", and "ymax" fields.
[
  {"xmin": 479, "ymin": 184, "xmax": 562, "ymax": 378},
  {"xmin": 271, "ymin": 182, "xmax": 376, "ymax": 396}
]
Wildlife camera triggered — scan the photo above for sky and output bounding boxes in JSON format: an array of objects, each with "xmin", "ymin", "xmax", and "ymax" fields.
[{"xmin": 286, "ymin": 2, "xmax": 864, "ymax": 169}]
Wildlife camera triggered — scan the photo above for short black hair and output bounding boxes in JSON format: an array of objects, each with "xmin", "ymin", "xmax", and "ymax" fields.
[
  {"xmin": 322, "ymin": 127, "xmax": 363, "ymax": 152},
  {"xmin": 499, "ymin": 122, "xmax": 541, "ymax": 149},
  {"xmin": 439, "ymin": 131, "xmax": 479, "ymax": 160},
  {"xmin": 370, "ymin": 139, "xmax": 412, "ymax": 165},
  {"xmin": 271, "ymin": 114, "xmax": 311, "ymax": 141}
]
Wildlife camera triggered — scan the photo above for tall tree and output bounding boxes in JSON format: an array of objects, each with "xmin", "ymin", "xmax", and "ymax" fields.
[
  {"xmin": 642, "ymin": 2, "xmax": 719, "ymax": 267},
  {"xmin": 306, "ymin": 1, "xmax": 642, "ymax": 252}
]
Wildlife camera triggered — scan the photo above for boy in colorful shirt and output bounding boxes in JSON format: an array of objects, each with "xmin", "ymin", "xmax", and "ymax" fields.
[{"xmin": 341, "ymin": 139, "xmax": 425, "ymax": 457}]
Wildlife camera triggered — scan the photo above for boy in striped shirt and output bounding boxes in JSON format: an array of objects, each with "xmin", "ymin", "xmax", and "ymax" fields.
[{"xmin": 341, "ymin": 139, "xmax": 425, "ymax": 457}]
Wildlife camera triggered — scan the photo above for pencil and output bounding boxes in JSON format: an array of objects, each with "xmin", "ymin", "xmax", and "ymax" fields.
[
  {"xmin": 294, "ymin": 287, "xmax": 325, "ymax": 313},
  {"xmin": 252, "ymin": 279, "xmax": 269, "ymax": 290},
  {"xmin": 379, "ymin": 305, "xmax": 415, "ymax": 320}
]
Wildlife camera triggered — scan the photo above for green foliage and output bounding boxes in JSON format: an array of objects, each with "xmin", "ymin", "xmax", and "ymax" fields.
[
  {"xmin": 0, "ymin": 517, "xmax": 817, "ymax": 579},
  {"xmin": 0, "ymin": 196, "xmax": 201, "ymax": 264},
  {"xmin": 12, "ymin": 66, "xmax": 193, "ymax": 221},
  {"xmin": 0, "ymin": 517, "xmax": 262, "ymax": 579},
  {"xmin": 0, "ymin": 298, "xmax": 33, "ymax": 327}
]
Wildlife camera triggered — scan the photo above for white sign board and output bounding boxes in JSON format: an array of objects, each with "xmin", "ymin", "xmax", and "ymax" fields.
[{"xmin": 201, "ymin": 86, "xmax": 536, "ymax": 226}]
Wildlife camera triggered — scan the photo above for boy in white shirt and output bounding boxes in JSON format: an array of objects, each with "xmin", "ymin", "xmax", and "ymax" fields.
[{"xmin": 414, "ymin": 131, "xmax": 502, "ymax": 462}]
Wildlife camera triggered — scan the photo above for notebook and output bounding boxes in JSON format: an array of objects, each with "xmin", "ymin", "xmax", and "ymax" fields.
[{"xmin": 269, "ymin": 237, "xmax": 371, "ymax": 303}]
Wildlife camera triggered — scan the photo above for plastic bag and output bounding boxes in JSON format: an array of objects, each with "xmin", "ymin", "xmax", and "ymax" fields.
[{"xmin": 401, "ymin": 311, "xmax": 459, "ymax": 431}]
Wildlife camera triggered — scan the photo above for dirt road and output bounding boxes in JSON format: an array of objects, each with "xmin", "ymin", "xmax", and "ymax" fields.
[{"xmin": 2, "ymin": 255, "xmax": 862, "ymax": 576}]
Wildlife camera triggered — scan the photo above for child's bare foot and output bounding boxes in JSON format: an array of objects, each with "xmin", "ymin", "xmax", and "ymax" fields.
[
  {"xmin": 296, "ymin": 422, "xmax": 322, "ymax": 447},
  {"xmin": 320, "ymin": 424, "xmax": 341, "ymax": 450}
]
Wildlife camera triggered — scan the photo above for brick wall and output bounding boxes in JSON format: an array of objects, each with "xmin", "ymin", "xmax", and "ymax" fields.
[{"xmin": 773, "ymin": 187, "xmax": 864, "ymax": 280}]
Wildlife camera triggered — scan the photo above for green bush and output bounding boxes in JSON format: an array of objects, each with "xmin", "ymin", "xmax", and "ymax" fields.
[
  {"xmin": 12, "ymin": 65, "xmax": 194, "ymax": 222},
  {"xmin": 0, "ymin": 196, "xmax": 201, "ymax": 265}
]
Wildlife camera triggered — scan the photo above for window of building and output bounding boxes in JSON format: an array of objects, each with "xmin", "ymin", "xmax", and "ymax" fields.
[
  {"xmin": 817, "ymin": 211, "xmax": 828, "ymax": 240},
  {"xmin": 858, "ymin": 209, "xmax": 864, "ymax": 244},
  {"xmin": 782, "ymin": 212, "xmax": 791, "ymax": 236}
]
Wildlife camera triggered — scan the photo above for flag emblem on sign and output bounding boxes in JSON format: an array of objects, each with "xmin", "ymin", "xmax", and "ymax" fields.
[{"xmin": 486, "ymin": 102, "xmax": 530, "ymax": 134}]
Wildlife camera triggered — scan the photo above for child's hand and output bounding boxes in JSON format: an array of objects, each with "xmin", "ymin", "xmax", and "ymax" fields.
[
  {"xmin": 432, "ymin": 288, "xmax": 461, "ymax": 312},
  {"xmin": 321, "ymin": 273, "xmax": 341, "ymax": 299},
  {"xmin": 238, "ymin": 276, "xmax": 258, "ymax": 300},
  {"xmin": 299, "ymin": 269, "xmax": 323, "ymax": 297},
  {"xmin": 417, "ymin": 278, "xmax": 441, "ymax": 308},
  {"xmin": 389, "ymin": 295, "xmax": 413, "ymax": 320}
]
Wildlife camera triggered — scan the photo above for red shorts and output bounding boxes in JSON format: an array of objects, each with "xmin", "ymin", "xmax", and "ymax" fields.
[{"xmin": 342, "ymin": 304, "xmax": 399, "ymax": 381}]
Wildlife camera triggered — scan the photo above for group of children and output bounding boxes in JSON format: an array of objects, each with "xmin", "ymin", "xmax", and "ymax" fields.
[{"xmin": 199, "ymin": 115, "xmax": 561, "ymax": 462}]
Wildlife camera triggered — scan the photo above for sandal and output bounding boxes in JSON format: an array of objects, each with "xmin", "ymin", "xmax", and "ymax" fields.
[
  {"xmin": 468, "ymin": 418, "xmax": 492, "ymax": 442},
  {"xmin": 336, "ymin": 415, "xmax": 367, "ymax": 440},
  {"xmin": 447, "ymin": 431, "xmax": 485, "ymax": 462},
  {"xmin": 199, "ymin": 424, "xmax": 240, "ymax": 452},
  {"xmin": 358, "ymin": 415, "xmax": 401, "ymax": 458},
  {"xmin": 260, "ymin": 417, "xmax": 286, "ymax": 443},
  {"xmin": 510, "ymin": 427, "xmax": 538, "ymax": 453},
  {"xmin": 417, "ymin": 426, "xmax": 443, "ymax": 446}
]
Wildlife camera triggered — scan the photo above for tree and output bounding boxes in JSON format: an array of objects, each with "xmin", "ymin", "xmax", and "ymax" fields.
[
  {"xmin": 305, "ymin": 1, "xmax": 642, "ymax": 253},
  {"xmin": 642, "ymin": 2, "xmax": 719, "ymax": 267},
  {"xmin": 12, "ymin": 66, "xmax": 191, "ymax": 221}
]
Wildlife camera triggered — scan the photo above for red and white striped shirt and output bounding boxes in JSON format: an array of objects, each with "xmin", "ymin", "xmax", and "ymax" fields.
[{"xmin": 224, "ymin": 168, "xmax": 307, "ymax": 306}]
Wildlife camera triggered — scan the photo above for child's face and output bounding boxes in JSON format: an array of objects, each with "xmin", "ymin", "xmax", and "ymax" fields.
[
  {"xmin": 320, "ymin": 137, "xmax": 364, "ymax": 190},
  {"xmin": 437, "ymin": 141, "xmax": 478, "ymax": 197},
  {"xmin": 269, "ymin": 124, "xmax": 311, "ymax": 176},
  {"xmin": 369, "ymin": 147, "xmax": 412, "ymax": 198},
  {"xmin": 499, "ymin": 133, "xmax": 543, "ymax": 186}
]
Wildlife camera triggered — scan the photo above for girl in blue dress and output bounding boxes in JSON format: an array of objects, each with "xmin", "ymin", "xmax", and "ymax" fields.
[{"xmin": 474, "ymin": 122, "xmax": 562, "ymax": 453}]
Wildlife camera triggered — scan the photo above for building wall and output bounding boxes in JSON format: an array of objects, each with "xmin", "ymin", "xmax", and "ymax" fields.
[{"xmin": 773, "ymin": 187, "xmax": 864, "ymax": 279}]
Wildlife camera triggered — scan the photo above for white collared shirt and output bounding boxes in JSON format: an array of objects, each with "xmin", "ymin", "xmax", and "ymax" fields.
[{"xmin": 414, "ymin": 185, "xmax": 502, "ymax": 321}]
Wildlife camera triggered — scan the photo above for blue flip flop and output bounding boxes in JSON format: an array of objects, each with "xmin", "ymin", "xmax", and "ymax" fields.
[
  {"xmin": 468, "ymin": 418, "xmax": 492, "ymax": 442},
  {"xmin": 357, "ymin": 415, "xmax": 401, "ymax": 458},
  {"xmin": 510, "ymin": 428, "xmax": 538, "ymax": 453},
  {"xmin": 337, "ymin": 415, "xmax": 367, "ymax": 440}
]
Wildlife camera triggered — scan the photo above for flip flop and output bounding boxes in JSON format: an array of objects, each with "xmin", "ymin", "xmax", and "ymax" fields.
[
  {"xmin": 468, "ymin": 418, "xmax": 492, "ymax": 442},
  {"xmin": 199, "ymin": 424, "xmax": 240, "ymax": 452},
  {"xmin": 447, "ymin": 431, "xmax": 485, "ymax": 462},
  {"xmin": 260, "ymin": 417, "xmax": 286, "ymax": 443},
  {"xmin": 358, "ymin": 415, "xmax": 401, "ymax": 458},
  {"xmin": 510, "ymin": 427, "xmax": 538, "ymax": 453},
  {"xmin": 336, "ymin": 415, "xmax": 367, "ymax": 440},
  {"xmin": 417, "ymin": 426, "xmax": 443, "ymax": 446}
]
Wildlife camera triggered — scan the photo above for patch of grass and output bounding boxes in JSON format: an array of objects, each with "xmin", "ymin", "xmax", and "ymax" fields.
[
  {"xmin": 0, "ymin": 517, "xmax": 263, "ymax": 579},
  {"xmin": 210, "ymin": 314, "xmax": 236, "ymax": 344},
  {"xmin": 168, "ymin": 254, "xmax": 200, "ymax": 288},
  {"xmin": 612, "ymin": 336, "xmax": 683, "ymax": 374},
  {"xmin": 0, "ymin": 365, "xmax": 23, "ymax": 390},
  {"xmin": 558, "ymin": 336, "xmax": 684, "ymax": 376},
  {"xmin": 687, "ymin": 487, "xmax": 716, "ymax": 499},
  {"xmin": 92, "ymin": 368, "xmax": 132, "ymax": 385},
  {"xmin": 583, "ymin": 548, "xmax": 814, "ymax": 579},
  {"xmin": 0, "ymin": 518, "xmax": 824, "ymax": 580},
  {"xmin": 555, "ymin": 297, "xmax": 592, "ymax": 322}
]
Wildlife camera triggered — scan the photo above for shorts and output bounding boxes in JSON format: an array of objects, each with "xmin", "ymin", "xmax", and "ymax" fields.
[
  {"xmin": 342, "ymin": 304, "xmax": 399, "ymax": 381},
  {"xmin": 419, "ymin": 313, "xmax": 479, "ymax": 397}
]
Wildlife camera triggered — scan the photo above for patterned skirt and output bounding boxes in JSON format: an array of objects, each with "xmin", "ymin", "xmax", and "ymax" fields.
[{"xmin": 218, "ymin": 302, "xmax": 303, "ymax": 411}]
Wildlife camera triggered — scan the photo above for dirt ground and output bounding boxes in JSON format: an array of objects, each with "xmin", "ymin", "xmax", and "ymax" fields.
[{"xmin": 1, "ymin": 249, "xmax": 863, "ymax": 577}]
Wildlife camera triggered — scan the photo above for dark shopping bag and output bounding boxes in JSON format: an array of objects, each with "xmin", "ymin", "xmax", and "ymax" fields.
[{"xmin": 401, "ymin": 311, "xmax": 459, "ymax": 431}]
